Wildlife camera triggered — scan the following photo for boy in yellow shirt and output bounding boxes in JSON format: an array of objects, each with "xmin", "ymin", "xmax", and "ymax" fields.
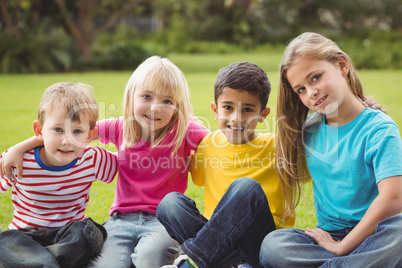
[{"xmin": 157, "ymin": 61, "xmax": 295, "ymax": 268}]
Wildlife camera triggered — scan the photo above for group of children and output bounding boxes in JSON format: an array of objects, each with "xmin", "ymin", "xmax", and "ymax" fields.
[{"xmin": 0, "ymin": 32, "xmax": 401, "ymax": 268}]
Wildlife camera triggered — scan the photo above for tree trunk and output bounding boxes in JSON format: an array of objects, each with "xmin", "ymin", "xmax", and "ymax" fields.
[
  {"xmin": 51, "ymin": 0, "xmax": 141, "ymax": 61},
  {"xmin": 0, "ymin": 0, "xmax": 13, "ymax": 33}
]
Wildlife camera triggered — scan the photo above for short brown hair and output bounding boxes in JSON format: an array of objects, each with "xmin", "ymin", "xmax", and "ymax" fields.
[
  {"xmin": 38, "ymin": 82, "xmax": 98, "ymax": 129},
  {"xmin": 214, "ymin": 61, "xmax": 271, "ymax": 111}
]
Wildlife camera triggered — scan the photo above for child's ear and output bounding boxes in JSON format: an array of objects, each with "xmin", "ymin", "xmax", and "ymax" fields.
[
  {"xmin": 259, "ymin": 107, "xmax": 270, "ymax": 122},
  {"xmin": 33, "ymin": 121, "xmax": 43, "ymax": 141},
  {"xmin": 338, "ymin": 55, "xmax": 350, "ymax": 76},
  {"xmin": 87, "ymin": 127, "xmax": 98, "ymax": 142},
  {"xmin": 211, "ymin": 102, "xmax": 218, "ymax": 119}
]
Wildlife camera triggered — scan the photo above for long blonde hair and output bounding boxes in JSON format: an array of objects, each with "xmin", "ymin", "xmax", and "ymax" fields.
[
  {"xmin": 121, "ymin": 56, "xmax": 194, "ymax": 155},
  {"xmin": 277, "ymin": 32, "xmax": 364, "ymax": 217}
]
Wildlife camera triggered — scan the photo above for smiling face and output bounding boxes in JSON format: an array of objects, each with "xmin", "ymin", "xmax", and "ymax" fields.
[
  {"xmin": 34, "ymin": 109, "xmax": 96, "ymax": 167},
  {"xmin": 212, "ymin": 87, "xmax": 270, "ymax": 145},
  {"xmin": 286, "ymin": 56, "xmax": 363, "ymax": 124},
  {"xmin": 133, "ymin": 89, "xmax": 177, "ymax": 142}
]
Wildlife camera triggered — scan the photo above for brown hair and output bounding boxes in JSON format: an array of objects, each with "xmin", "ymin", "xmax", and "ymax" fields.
[
  {"xmin": 277, "ymin": 32, "xmax": 364, "ymax": 218},
  {"xmin": 214, "ymin": 61, "xmax": 271, "ymax": 111}
]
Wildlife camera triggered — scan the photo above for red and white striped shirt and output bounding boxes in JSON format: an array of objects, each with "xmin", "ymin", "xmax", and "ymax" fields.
[{"xmin": 0, "ymin": 146, "xmax": 118, "ymax": 230}]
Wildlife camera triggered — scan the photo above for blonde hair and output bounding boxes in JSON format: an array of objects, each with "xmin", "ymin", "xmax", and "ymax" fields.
[
  {"xmin": 38, "ymin": 82, "xmax": 98, "ymax": 129},
  {"xmin": 121, "ymin": 56, "xmax": 194, "ymax": 155},
  {"xmin": 276, "ymin": 32, "xmax": 364, "ymax": 218}
]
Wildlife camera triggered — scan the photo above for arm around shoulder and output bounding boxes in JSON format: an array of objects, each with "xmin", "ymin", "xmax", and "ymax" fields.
[
  {"xmin": 0, "ymin": 136, "xmax": 43, "ymax": 181},
  {"xmin": 91, "ymin": 146, "xmax": 119, "ymax": 184}
]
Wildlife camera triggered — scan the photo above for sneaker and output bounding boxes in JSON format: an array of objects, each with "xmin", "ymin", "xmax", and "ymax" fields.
[
  {"xmin": 233, "ymin": 262, "xmax": 253, "ymax": 268},
  {"xmin": 176, "ymin": 258, "xmax": 200, "ymax": 268}
]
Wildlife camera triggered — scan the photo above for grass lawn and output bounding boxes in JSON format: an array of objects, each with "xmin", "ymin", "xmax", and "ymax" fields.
[{"xmin": 1, "ymin": 52, "xmax": 402, "ymax": 231}]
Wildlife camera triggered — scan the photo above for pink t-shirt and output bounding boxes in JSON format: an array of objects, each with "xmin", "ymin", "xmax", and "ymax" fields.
[{"xmin": 97, "ymin": 117, "xmax": 209, "ymax": 215}]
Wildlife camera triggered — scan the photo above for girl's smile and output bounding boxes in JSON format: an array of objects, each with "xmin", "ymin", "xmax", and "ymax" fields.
[
  {"xmin": 315, "ymin": 95, "xmax": 327, "ymax": 107},
  {"xmin": 144, "ymin": 114, "xmax": 161, "ymax": 121}
]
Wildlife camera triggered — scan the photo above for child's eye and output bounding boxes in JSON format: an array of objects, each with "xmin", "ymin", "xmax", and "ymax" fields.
[
  {"xmin": 243, "ymin": 107, "xmax": 253, "ymax": 112},
  {"xmin": 143, "ymin": 95, "xmax": 151, "ymax": 100},
  {"xmin": 54, "ymin": 128, "xmax": 63, "ymax": 133},
  {"xmin": 73, "ymin": 129, "xmax": 83, "ymax": 134},
  {"xmin": 223, "ymin": 105, "xmax": 233, "ymax": 110},
  {"xmin": 163, "ymin": 100, "xmax": 173, "ymax": 105},
  {"xmin": 312, "ymin": 74, "xmax": 320, "ymax": 82},
  {"xmin": 297, "ymin": 87, "xmax": 306, "ymax": 94}
]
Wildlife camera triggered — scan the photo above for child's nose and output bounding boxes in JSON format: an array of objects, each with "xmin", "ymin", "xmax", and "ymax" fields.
[
  {"xmin": 230, "ymin": 110, "xmax": 242, "ymax": 122},
  {"xmin": 150, "ymin": 103, "xmax": 162, "ymax": 112},
  {"xmin": 62, "ymin": 134, "xmax": 72, "ymax": 145},
  {"xmin": 308, "ymin": 87, "xmax": 319, "ymax": 99}
]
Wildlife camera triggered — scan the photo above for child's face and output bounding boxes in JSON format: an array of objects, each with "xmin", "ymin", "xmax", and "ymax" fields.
[
  {"xmin": 287, "ymin": 56, "xmax": 353, "ymax": 117},
  {"xmin": 212, "ymin": 87, "xmax": 269, "ymax": 145},
  {"xmin": 33, "ymin": 109, "xmax": 96, "ymax": 167},
  {"xmin": 133, "ymin": 89, "xmax": 177, "ymax": 141}
]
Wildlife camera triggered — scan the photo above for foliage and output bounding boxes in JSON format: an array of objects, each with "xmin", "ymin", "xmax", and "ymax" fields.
[
  {"xmin": 154, "ymin": 0, "xmax": 264, "ymax": 49},
  {"xmin": 0, "ymin": 21, "xmax": 72, "ymax": 73},
  {"xmin": 340, "ymin": 39, "xmax": 402, "ymax": 69},
  {"xmin": 1, "ymin": 0, "xmax": 402, "ymax": 72},
  {"xmin": 178, "ymin": 41, "xmax": 243, "ymax": 54},
  {"xmin": 88, "ymin": 24, "xmax": 166, "ymax": 70},
  {"xmin": 94, "ymin": 42, "xmax": 152, "ymax": 70}
]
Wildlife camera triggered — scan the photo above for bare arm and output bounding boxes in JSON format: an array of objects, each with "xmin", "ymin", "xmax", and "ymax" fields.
[
  {"xmin": 0, "ymin": 136, "xmax": 44, "ymax": 181},
  {"xmin": 306, "ymin": 176, "xmax": 402, "ymax": 256}
]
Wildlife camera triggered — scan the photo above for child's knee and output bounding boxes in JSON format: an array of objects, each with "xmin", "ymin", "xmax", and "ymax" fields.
[
  {"xmin": 131, "ymin": 233, "xmax": 180, "ymax": 268},
  {"xmin": 229, "ymin": 177, "xmax": 263, "ymax": 198},
  {"xmin": 156, "ymin": 192, "xmax": 183, "ymax": 219},
  {"xmin": 232, "ymin": 177, "xmax": 258, "ymax": 189}
]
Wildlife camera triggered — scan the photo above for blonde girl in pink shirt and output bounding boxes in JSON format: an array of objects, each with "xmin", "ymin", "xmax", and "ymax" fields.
[{"xmin": 89, "ymin": 56, "xmax": 209, "ymax": 268}]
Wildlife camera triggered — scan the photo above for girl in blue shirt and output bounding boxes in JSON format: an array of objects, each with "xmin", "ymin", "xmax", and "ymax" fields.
[{"xmin": 260, "ymin": 32, "xmax": 402, "ymax": 267}]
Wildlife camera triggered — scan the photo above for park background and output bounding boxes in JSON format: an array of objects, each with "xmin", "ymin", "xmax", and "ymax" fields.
[{"xmin": 1, "ymin": 0, "xmax": 402, "ymax": 230}]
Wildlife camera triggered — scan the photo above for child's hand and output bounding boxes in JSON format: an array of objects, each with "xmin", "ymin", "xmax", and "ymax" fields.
[
  {"xmin": 363, "ymin": 96, "xmax": 387, "ymax": 114},
  {"xmin": 305, "ymin": 228, "xmax": 344, "ymax": 256},
  {"xmin": 0, "ymin": 149, "xmax": 23, "ymax": 182}
]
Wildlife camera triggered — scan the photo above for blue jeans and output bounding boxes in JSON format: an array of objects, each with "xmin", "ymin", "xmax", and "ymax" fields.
[
  {"xmin": 88, "ymin": 211, "xmax": 180, "ymax": 268},
  {"xmin": 157, "ymin": 177, "xmax": 276, "ymax": 268},
  {"xmin": 0, "ymin": 218, "xmax": 106, "ymax": 268},
  {"xmin": 260, "ymin": 214, "xmax": 402, "ymax": 268}
]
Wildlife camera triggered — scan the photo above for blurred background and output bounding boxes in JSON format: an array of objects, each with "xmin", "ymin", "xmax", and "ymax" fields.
[{"xmin": 1, "ymin": 0, "xmax": 402, "ymax": 73}]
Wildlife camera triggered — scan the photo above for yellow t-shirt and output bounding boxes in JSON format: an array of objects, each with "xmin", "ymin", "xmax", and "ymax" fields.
[{"xmin": 190, "ymin": 130, "xmax": 295, "ymax": 229}]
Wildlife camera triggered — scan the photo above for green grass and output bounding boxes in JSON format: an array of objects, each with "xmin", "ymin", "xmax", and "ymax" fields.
[{"xmin": 1, "ymin": 53, "xmax": 402, "ymax": 231}]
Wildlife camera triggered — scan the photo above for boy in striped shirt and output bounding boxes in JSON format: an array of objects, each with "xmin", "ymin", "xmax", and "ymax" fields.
[{"xmin": 0, "ymin": 82, "xmax": 118, "ymax": 268}]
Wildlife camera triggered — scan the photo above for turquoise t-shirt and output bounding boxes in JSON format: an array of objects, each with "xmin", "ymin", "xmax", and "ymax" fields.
[{"xmin": 305, "ymin": 108, "xmax": 402, "ymax": 231}]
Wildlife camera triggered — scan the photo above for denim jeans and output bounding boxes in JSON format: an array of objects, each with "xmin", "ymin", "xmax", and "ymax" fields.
[
  {"xmin": 0, "ymin": 218, "xmax": 107, "ymax": 268},
  {"xmin": 88, "ymin": 211, "xmax": 180, "ymax": 268},
  {"xmin": 260, "ymin": 213, "xmax": 402, "ymax": 268},
  {"xmin": 157, "ymin": 177, "xmax": 276, "ymax": 268}
]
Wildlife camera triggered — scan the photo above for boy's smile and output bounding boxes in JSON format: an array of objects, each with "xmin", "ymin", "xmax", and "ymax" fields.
[{"xmin": 212, "ymin": 87, "xmax": 270, "ymax": 145}]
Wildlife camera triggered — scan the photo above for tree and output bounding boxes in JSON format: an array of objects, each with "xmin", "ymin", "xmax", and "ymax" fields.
[
  {"xmin": 51, "ymin": 0, "xmax": 150, "ymax": 60},
  {"xmin": 154, "ymin": 0, "xmax": 258, "ymax": 47}
]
